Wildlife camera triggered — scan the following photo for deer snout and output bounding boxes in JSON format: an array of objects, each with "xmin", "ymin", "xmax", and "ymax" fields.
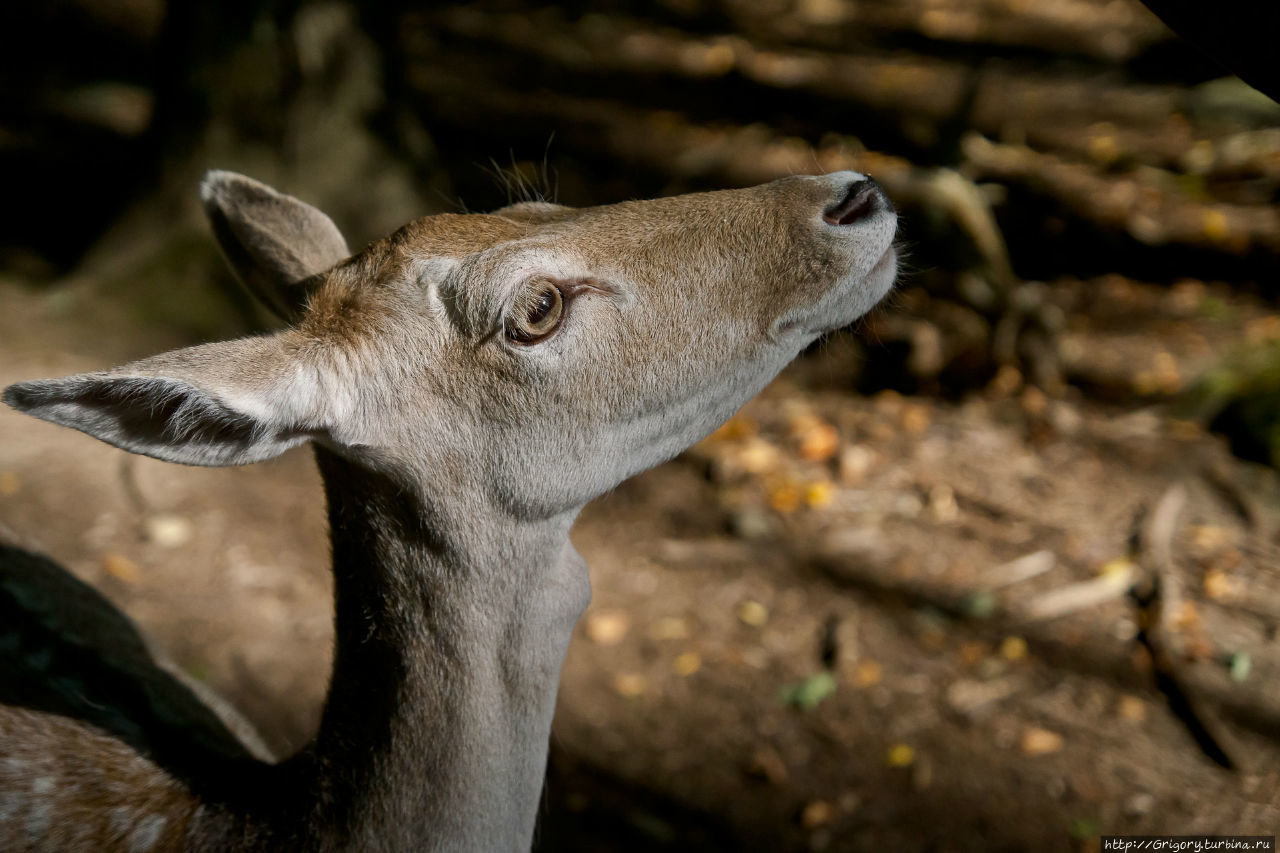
[
  {"xmin": 822, "ymin": 175, "xmax": 893, "ymax": 226},
  {"xmin": 766, "ymin": 171, "xmax": 898, "ymax": 340}
]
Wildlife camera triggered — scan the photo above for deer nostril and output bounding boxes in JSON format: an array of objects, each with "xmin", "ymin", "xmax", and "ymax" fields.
[{"xmin": 822, "ymin": 178, "xmax": 884, "ymax": 226}]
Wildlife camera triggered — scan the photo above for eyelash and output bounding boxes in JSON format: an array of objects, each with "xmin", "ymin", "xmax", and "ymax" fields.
[
  {"xmin": 502, "ymin": 277, "xmax": 612, "ymax": 346},
  {"xmin": 505, "ymin": 279, "xmax": 566, "ymax": 344}
]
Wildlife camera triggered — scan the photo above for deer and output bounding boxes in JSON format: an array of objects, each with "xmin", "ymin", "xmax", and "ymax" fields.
[{"xmin": 0, "ymin": 167, "xmax": 897, "ymax": 851}]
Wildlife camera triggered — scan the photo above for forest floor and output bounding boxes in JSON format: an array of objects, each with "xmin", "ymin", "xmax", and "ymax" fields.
[{"xmin": 1, "ymin": 268, "xmax": 1278, "ymax": 852}]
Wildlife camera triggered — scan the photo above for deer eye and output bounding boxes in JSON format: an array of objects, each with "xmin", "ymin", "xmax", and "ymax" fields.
[{"xmin": 506, "ymin": 279, "xmax": 564, "ymax": 344}]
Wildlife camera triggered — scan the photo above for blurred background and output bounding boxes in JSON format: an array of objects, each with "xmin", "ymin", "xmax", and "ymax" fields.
[{"xmin": 1, "ymin": 0, "xmax": 1278, "ymax": 850}]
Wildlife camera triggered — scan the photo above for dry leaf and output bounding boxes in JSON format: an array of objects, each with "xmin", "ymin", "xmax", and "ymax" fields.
[
  {"xmin": 805, "ymin": 480, "xmax": 835, "ymax": 509},
  {"xmin": 709, "ymin": 415, "xmax": 756, "ymax": 442},
  {"xmin": 900, "ymin": 404, "xmax": 931, "ymax": 435},
  {"xmin": 737, "ymin": 600, "xmax": 769, "ymax": 627},
  {"xmin": 852, "ymin": 659, "xmax": 882, "ymax": 688},
  {"xmin": 768, "ymin": 482, "xmax": 802, "ymax": 513},
  {"xmin": 673, "ymin": 652, "xmax": 702, "ymax": 676},
  {"xmin": 649, "ymin": 616, "xmax": 690, "ymax": 640},
  {"xmin": 1000, "ymin": 636, "xmax": 1028, "ymax": 661},
  {"xmin": 1020, "ymin": 727, "xmax": 1064, "ymax": 756},
  {"xmin": 584, "ymin": 609, "xmax": 631, "ymax": 646},
  {"xmin": 612, "ymin": 673, "xmax": 648, "ymax": 697},
  {"xmin": 101, "ymin": 553, "xmax": 141, "ymax": 584},
  {"xmin": 886, "ymin": 743, "xmax": 915, "ymax": 767},
  {"xmin": 145, "ymin": 514, "xmax": 193, "ymax": 549},
  {"xmin": 797, "ymin": 421, "xmax": 840, "ymax": 462},
  {"xmin": 800, "ymin": 799, "xmax": 835, "ymax": 828},
  {"xmin": 1117, "ymin": 695, "xmax": 1146, "ymax": 722},
  {"xmin": 837, "ymin": 444, "xmax": 876, "ymax": 484}
]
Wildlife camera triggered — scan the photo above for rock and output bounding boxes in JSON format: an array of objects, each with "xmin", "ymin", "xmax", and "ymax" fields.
[{"xmin": 1124, "ymin": 791, "xmax": 1156, "ymax": 818}]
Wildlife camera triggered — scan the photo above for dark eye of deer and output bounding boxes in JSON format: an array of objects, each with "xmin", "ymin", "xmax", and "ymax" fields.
[{"xmin": 507, "ymin": 280, "xmax": 564, "ymax": 344}]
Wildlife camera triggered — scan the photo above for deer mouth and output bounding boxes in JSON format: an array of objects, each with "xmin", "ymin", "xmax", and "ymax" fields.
[
  {"xmin": 869, "ymin": 243, "xmax": 898, "ymax": 283},
  {"xmin": 845, "ymin": 242, "xmax": 898, "ymax": 317},
  {"xmin": 769, "ymin": 243, "xmax": 898, "ymax": 340}
]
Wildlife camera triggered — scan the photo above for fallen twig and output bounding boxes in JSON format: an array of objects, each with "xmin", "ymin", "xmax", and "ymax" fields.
[{"xmin": 1131, "ymin": 484, "xmax": 1243, "ymax": 771}]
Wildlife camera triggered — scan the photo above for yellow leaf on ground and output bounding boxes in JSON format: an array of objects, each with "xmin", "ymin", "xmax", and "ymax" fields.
[
  {"xmin": 886, "ymin": 743, "xmax": 915, "ymax": 767},
  {"xmin": 797, "ymin": 421, "xmax": 840, "ymax": 462},
  {"xmin": 900, "ymin": 404, "xmax": 931, "ymax": 435},
  {"xmin": 1000, "ymin": 636, "xmax": 1028, "ymax": 661},
  {"xmin": 1202, "ymin": 208, "xmax": 1230, "ymax": 242},
  {"xmin": 673, "ymin": 652, "xmax": 702, "ymax": 676},
  {"xmin": 805, "ymin": 480, "xmax": 835, "ymax": 508},
  {"xmin": 1117, "ymin": 695, "xmax": 1146, "ymax": 723},
  {"xmin": 101, "ymin": 553, "xmax": 141, "ymax": 584},
  {"xmin": 769, "ymin": 483, "xmax": 802, "ymax": 513},
  {"xmin": 708, "ymin": 415, "xmax": 756, "ymax": 443},
  {"xmin": 852, "ymin": 659, "xmax": 882, "ymax": 688},
  {"xmin": 1203, "ymin": 569, "xmax": 1234, "ymax": 601}
]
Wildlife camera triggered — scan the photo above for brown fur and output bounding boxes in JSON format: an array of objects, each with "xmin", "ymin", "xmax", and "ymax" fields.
[{"xmin": 0, "ymin": 709, "xmax": 199, "ymax": 852}]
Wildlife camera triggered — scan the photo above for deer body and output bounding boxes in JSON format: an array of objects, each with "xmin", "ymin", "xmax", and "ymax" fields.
[{"xmin": 0, "ymin": 171, "xmax": 896, "ymax": 851}]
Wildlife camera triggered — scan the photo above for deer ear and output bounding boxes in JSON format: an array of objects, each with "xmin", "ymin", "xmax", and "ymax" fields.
[
  {"xmin": 3, "ymin": 336, "xmax": 328, "ymax": 467},
  {"xmin": 200, "ymin": 170, "xmax": 350, "ymax": 323}
]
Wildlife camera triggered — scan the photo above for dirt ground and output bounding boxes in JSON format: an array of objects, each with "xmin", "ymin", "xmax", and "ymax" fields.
[{"xmin": 2, "ymin": 267, "xmax": 1279, "ymax": 851}]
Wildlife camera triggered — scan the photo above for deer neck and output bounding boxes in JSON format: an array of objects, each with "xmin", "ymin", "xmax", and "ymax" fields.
[{"xmin": 293, "ymin": 445, "xmax": 590, "ymax": 851}]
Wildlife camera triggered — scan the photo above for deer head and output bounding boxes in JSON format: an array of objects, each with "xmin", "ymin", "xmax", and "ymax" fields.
[{"xmin": 4, "ymin": 171, "xmax": 896, "ymax": 521}]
